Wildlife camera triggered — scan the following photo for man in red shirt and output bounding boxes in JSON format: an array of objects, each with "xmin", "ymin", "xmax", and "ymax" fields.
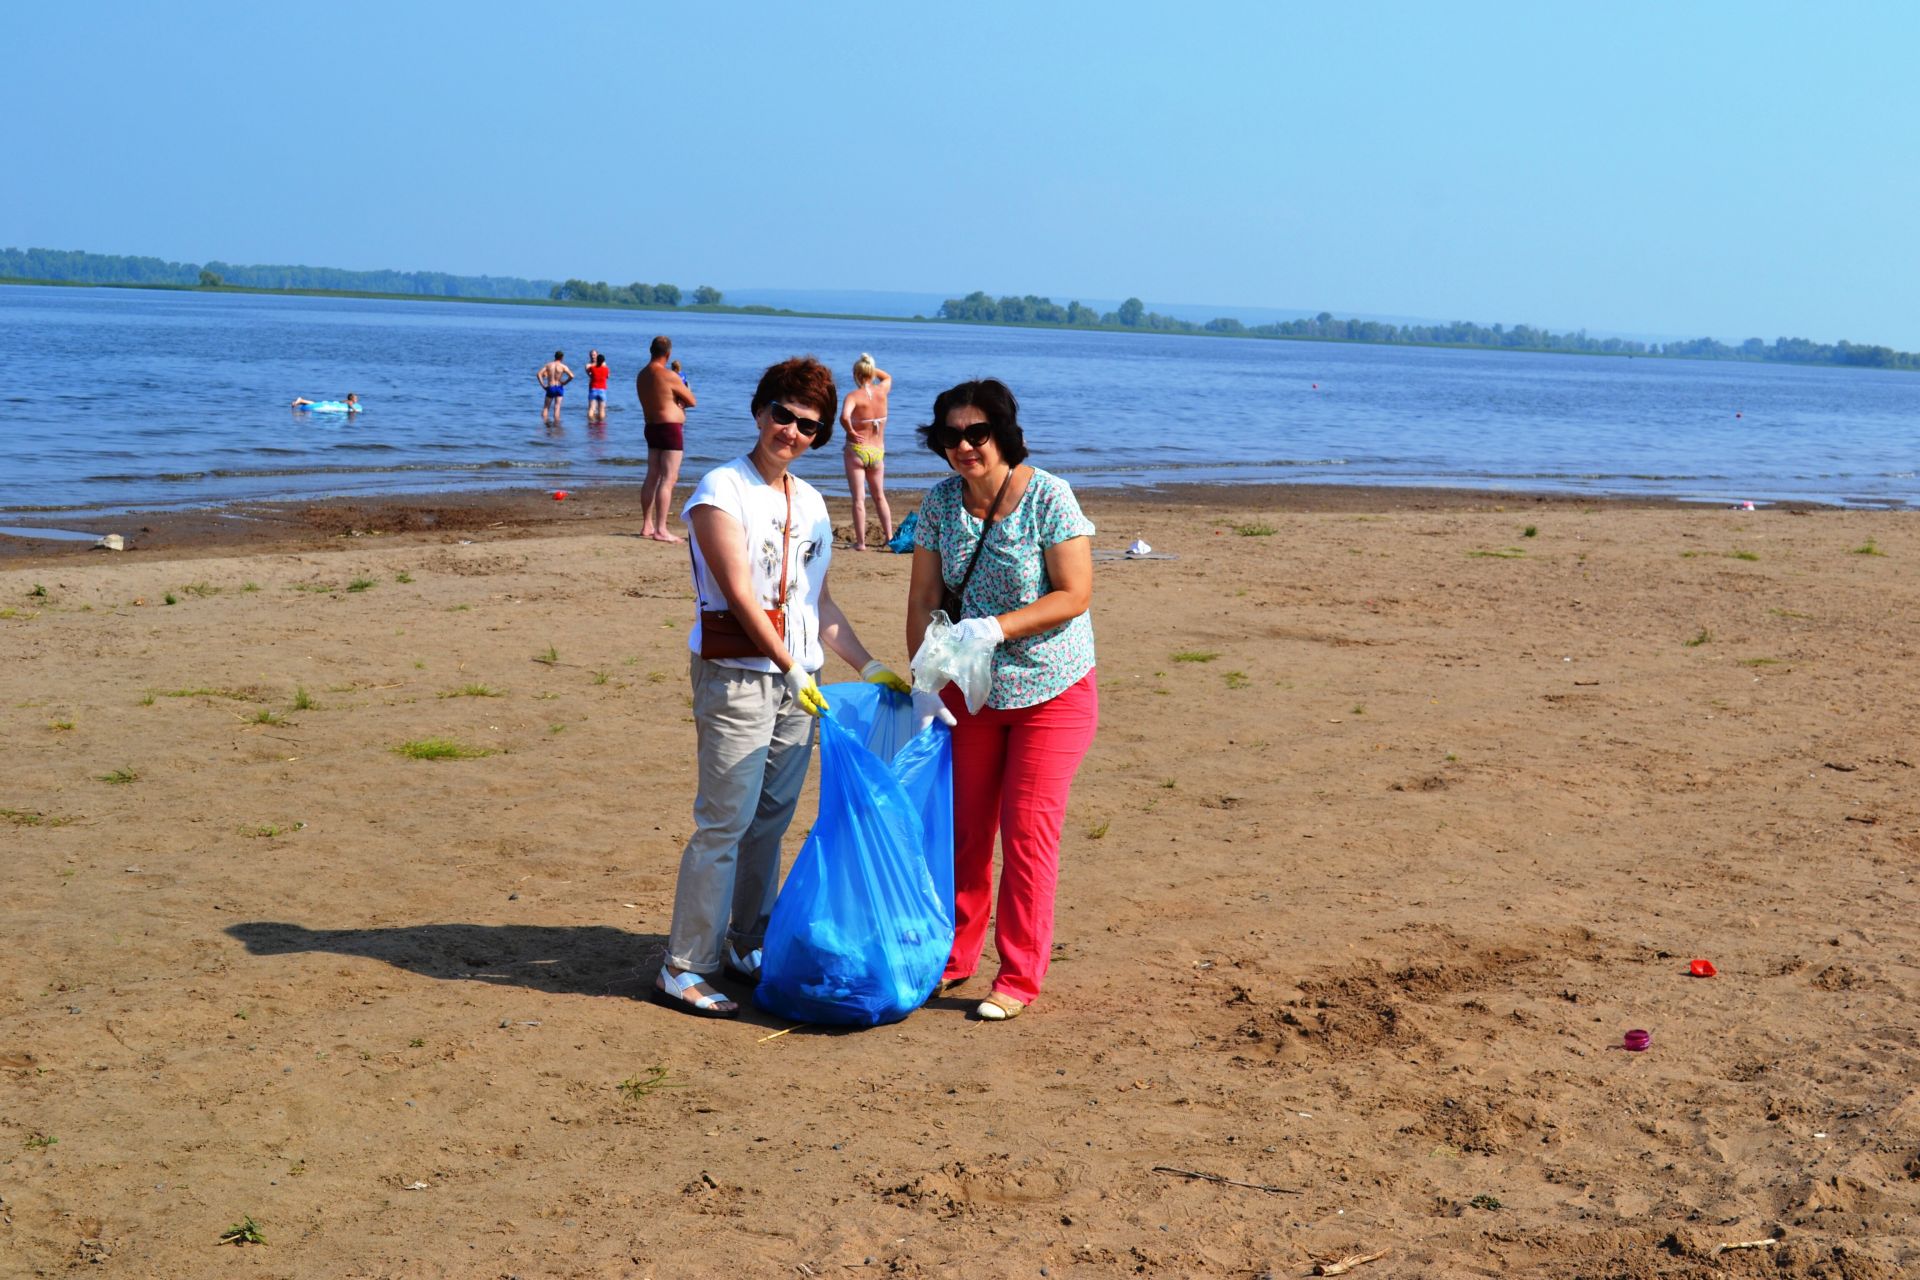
[{"xmin": 586, "ymin": 351, "xmax": 612, "ymax": 425}]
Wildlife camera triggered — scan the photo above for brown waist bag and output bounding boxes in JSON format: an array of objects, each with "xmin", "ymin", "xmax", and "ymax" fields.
[{"xmin": 698, "ymin": 476, "xmax": 791, "ymax": 662}]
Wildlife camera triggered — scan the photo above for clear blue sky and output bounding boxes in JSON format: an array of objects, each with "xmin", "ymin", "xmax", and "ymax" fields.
[{"xmin": 7, "ymin": 2, "xmax": 1917, "ymax": 347}]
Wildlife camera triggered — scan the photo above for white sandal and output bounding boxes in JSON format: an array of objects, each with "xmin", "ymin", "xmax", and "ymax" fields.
[
  {"xmin": 725, "ymin": 942, "xmax": 763, "ymax": 984},
  {"xmin": 651, "ymin": 966, "xmax": 739, "ymax": 1019}
]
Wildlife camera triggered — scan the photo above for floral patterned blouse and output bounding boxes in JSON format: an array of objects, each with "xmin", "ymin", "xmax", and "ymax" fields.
[{"xmin": 915, "ymin": 467, "xmax": 1096, "ymax": 709}]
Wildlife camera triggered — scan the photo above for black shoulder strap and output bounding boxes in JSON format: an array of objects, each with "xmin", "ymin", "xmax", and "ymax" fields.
[{"xmin": 954, "ymin": 467, "xmax": 1016, "ymax": 601}]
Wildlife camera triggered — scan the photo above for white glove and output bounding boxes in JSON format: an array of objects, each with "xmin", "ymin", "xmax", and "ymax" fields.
[
  {"xmin": 950, "ymin": 615, "xmax": 1005, "ymax": 648},
  {"xmin": 912, "ymin": 689, "xmax": 957, "ymax": 734},
  {"xmin": 781, "ymin": 665, "xmax": 829, "ymax": 717}
]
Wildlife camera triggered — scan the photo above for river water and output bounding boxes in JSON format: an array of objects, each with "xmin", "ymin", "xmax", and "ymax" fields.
[{"xmin": 2, "ymin": 284, "xmax": 1915, "ymax": 512}]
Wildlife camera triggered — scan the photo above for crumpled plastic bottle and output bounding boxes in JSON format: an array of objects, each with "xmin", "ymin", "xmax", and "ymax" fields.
[{"xmin": 910, "ymin": 610, "xmax": 997, "ymax": 714}]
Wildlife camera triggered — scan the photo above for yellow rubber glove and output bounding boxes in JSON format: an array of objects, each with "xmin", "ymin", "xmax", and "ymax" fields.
[
  {"xmin": 781, "ymin": 665, "xmax": 830, "ymax": 717},
  {"xmin": 859, "ymin": 658, "xmax": 912, "ymax": 696}
]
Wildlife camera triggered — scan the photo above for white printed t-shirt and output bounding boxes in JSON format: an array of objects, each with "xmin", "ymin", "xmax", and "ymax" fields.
[{"xmin": 683, "ymin": 456, "xmax": 833, "ymax": 674}]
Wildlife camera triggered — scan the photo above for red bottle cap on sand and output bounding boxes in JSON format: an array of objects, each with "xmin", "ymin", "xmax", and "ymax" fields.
[
  {"xmin": 553, "ymin": 490, "xmax": 568, "ymax": 501},
  {"xmin": 1689, "ymin": 959, "xmax": 1716, "ymax": 978},
  {"xmin": 1623, "ymin": 1029, "xmax": 1651, "ymax": 1052}
]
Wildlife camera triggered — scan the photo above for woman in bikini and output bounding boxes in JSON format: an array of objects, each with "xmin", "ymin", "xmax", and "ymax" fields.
[{"xmin": 839, "ymin": 353, "xmax": 893, "ymax": 551}]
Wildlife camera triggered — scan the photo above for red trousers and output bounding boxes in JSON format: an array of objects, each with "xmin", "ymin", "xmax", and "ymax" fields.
[{"xmin": 940, "ymin": 669, "xmax": 1099, "ymax": 1003}]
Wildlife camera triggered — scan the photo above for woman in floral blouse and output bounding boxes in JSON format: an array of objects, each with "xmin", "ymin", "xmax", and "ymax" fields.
[{"xmin": 907, "ymin": 379, "xmax": 1097, "ymax": 1021}]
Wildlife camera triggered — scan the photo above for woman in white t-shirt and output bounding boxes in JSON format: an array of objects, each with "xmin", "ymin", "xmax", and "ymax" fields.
[{"xmin": 655, "ymin": 356, "xmax": 922, "ymax": 1019}]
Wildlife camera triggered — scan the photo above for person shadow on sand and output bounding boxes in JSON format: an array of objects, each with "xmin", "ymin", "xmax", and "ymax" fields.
[{"xmin": 226, "ymin": 922, "xmax": 668, "ymax": 999}]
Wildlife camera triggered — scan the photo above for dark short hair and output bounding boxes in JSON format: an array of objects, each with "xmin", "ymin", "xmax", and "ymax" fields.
[
  {"xmin": 751, "ymin": 357, "xmax": 838, "ymax": 450},
  {"xmin": 554, "ymin": 350, "xmax": 564, "ymax": 360},
  {"xmin": 649, "ymin": 335, "xmax": 671, "ymax": 359},
  {"xmin": 921, "ymin": 378, "xmax": 1029, "ymax": 466}
]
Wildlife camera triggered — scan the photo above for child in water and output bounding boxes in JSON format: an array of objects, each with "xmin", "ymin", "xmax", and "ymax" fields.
[{"xmin": 290, "ymin": 393, "xmax": 361, "ymax": 413}]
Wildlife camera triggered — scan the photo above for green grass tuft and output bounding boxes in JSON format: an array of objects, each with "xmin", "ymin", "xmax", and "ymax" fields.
[
  {"xmin": 1521, "ymin": 525, "xmax": 1538, "ymax": 538},
  {"xmin": 3, "ymin": 808, "xmax": 63, "ymax": 827},
  {"xmin": 617, "ymin": 1067, "xmax": 683, "ymax": 1101},
  {"xmin": 347, "ymin": 577, "xmax": 376, "ymax": 593},
  {"xmin": 1171, "ymin": 650, "xmax": 1220, "ymax": 663},
  {"xmin": 439, "ymin": 684, "xmax": 503, "ymax": 699},
  {"xmin": 218, "ymin": 1216, "xmax": 266, "ymax": 1246},
  {"xmin": 1685, "ymin": 628, "xmax": 1712, "ymax": 648},
  {"xmin": 1232, "ymin": 522, "xmax": 1277, "ymax": 537},
  {"xmin": 1851, "ymin": 539, "xmax": 1885, "ymax": 556},
  {"xmin": 1223, "ymin": 671, "xmax": 1250, "ymax": 689},
  {"xmin": 394, "ymin": 738, "xmax": 495, "ymax": 761},
  {"xmin": 98, "ymin": 767, "xmax": 140, "ymax": 784},
  {"xmin": 292, "ymin": 687, "xmax": 316, "ymax": 711},
  {"xmin": 1466, "ymin": 548, "xmax": 1526, "ymax": 559},
  {"xmin": 1727, "ymin": 549, "xmax": 1760, "ymax": 561},
  {"xmin": 394, "ymin": 571, "xmax": 414, "ymax": 584},
  {"xmin": 533, "ymin": 644, "xmax": 560, "ymax": 666}
]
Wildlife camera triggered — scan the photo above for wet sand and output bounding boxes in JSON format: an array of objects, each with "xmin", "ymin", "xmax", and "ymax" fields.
[{"xmin": 2, "ymin": 482, "xmax": 1916, "ymax": 1277}]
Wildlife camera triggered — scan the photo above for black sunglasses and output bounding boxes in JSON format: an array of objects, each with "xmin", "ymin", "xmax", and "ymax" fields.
[
  {"xmin": 932, "ymin": 422, "xmax": 995, "ymax": 450},
  {"xmin": 767, "ymin": 402, "xmax": 825, "ymax": 438}
]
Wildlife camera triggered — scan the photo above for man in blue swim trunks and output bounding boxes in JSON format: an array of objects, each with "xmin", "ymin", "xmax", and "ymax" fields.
[{"xmin": 537, "ymin": 351, "xmax": 575, "ymax": 426}]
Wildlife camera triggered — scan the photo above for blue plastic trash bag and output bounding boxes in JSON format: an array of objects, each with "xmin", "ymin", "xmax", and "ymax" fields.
[
  {"xmin": 910, "ymin": 610, "xmax": 997, "ymax": 714},
  {"xmin": 755, "ymin": 682, "xmax": 954, "ymax": 1027},
  {"xmin": 885, "ymin": 510, "xmax": 918, "ymax": 554}
]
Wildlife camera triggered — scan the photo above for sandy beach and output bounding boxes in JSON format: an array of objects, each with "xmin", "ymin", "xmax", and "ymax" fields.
[{"xmin": 3, "ymin": 483, "xmax": 1916, "ymax": 1278}]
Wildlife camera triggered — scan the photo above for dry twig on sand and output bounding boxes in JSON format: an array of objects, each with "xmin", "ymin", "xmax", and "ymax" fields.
[
  {"xmin": 1715, "ymin": 1238, "xmax": 1781, "ymax": 1253},
  {"xmin": 1314, "ymin": 1249, "xmax": 1389, "ymax": 1275},
  {"xmin": 1150, "ymin": 1165, "xmax": 1298, "ymax": 1195}
]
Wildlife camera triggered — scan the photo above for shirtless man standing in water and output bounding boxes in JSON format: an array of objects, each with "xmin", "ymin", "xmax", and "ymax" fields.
[
  {"xmin": 839, "ymin": 352, "xmax": 893, "ymax": 550},
  {"xmin": 635, "ymin": 335, "xmax": 696, "ymax": 542},
  {"xmin": 537, "ymin": 351, "xmax": 574, "ymax": 426}
]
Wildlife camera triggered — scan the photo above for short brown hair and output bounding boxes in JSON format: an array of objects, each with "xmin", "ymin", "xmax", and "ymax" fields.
[
  {"xmin": 649, "ymin": 335, "xmax": 672, "ymax": 359},
  {"xmin": 752, "ymin": 357, "xmax": 838, "ymax": 450}
]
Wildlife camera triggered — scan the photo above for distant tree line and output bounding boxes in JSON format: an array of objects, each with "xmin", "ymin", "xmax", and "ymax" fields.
[
  {"xmin": 7, "ymin": 248, "xmax": 1912, "ymax": 371},
  {"xmin": 940, "ymin": 291, "xmax": 1920, "ymax": 371},
  {"xmin": 0, "ymin": 246, "xmax": 556, "ymax": 299},
  {"xmin": 548, "ymin": 279, "xmax": 723, "ymax": 307}
]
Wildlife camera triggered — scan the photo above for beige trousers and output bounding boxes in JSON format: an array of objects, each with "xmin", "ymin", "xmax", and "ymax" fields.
[{"xmin": 664, "ymin": 655, "xmax": 817, "ymax": 974}]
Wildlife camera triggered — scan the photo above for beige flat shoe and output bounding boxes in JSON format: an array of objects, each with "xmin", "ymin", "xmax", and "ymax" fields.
[{"xmin": 975, "ymin": 992, "xmax": 1026, "ymax": 1021}]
